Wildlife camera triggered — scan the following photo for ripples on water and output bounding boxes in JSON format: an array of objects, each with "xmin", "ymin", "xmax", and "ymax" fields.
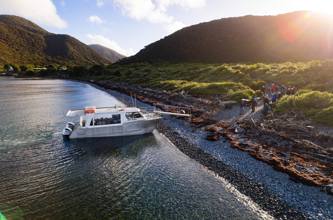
[{"xmin": 0, "ymin": 78, "xmax": 268, "ymax": 219}]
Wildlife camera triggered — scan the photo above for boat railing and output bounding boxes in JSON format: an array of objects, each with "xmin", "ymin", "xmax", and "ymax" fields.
[
  {"xmin": 139, "ymin": 105, "xmax": 191, "ymax": 117},
  {"xmin": 138, "ymin": 106, "xmax": 156, "ymax": 113},
  {"xmin": 66, "ymin": 105, "xmax": 191, "ymax": 118}
]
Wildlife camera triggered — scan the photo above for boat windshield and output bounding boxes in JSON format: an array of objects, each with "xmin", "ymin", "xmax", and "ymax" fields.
[{"xmin": 126, "ymin": 112, "xmax": 143, "ymax": 120}]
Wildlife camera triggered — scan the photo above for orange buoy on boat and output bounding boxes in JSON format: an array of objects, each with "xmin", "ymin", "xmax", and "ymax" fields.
[{"xmin": 84, "ymin": 106, "xmax": 96, "ymax": 114}]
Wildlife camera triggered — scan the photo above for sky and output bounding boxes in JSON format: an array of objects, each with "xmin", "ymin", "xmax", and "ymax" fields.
[{"xmin": 0, "ymin": 0, "xmax": 332, "ymax": 56}]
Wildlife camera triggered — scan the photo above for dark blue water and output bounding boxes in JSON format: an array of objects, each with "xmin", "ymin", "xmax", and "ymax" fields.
[{"xmin": 0, "ymin": 78, "xmax": 270, "ymax": 219}]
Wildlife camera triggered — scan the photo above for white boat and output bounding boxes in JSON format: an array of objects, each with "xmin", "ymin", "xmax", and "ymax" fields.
[{"xmin": 62, "ymin": 106, "xmax": 190, "ymax": 139}]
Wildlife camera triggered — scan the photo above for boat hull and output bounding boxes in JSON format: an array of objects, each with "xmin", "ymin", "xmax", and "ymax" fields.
[{"xmin": 69, "ymin": 118, "xmax": 159, "ymax": 139}]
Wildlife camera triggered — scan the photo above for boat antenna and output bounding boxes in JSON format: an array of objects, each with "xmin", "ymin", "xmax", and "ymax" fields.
[
  {"xmin": 130, "ymin": 92, "xmax": 135, "ymax": 107},
  {"xmin": 122, "ymin": 93, "xmax": 125, "ymax": 106}
]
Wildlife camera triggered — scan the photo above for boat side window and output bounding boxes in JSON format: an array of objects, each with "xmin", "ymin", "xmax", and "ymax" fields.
[
  {"xmin": 93, "ymin": 114, "xmax": 121, "ymax": 126},
  {"xmin": 81, "ymin": 120, "xmax": 86, "ymax": 127},
  {"xmin": 126, "ymin": 112, "xmax": 143, "ymax": 120}
]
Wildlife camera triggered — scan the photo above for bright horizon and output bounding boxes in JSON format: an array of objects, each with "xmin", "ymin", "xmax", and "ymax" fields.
[{"xmin": 0, "ymin": 0, "xmax": 332, "ymax": 56}]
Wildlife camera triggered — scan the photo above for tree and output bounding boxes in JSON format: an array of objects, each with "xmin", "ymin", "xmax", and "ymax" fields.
[
  {"xmin": 89, "ymin": 65, "xmax": 105, "ymax": 75},
  {"xmin": 4, "ymin": 64, "xmax": 11, "ymax": 72},
  {"xmin": 20, "ymin": 65, "xmax": 28, "ymax": 72},
  {"xmin": 71, "ymin": 66, "xmax": 88, "ymax": 77},
  {"xmin": 47, "ymin": 65, "xmax": 55, "ymax": 71},
  {"xmin": 10, "ymin": 64, "xmax": 19, "ymax": 72}
]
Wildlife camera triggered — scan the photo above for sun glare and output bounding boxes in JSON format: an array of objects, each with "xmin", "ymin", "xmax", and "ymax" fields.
[{"xmin": 304, "ymin": 0, "xmax": 333, "ymax": 18}]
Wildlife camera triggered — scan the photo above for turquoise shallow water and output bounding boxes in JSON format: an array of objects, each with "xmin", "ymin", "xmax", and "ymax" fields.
[{"xmin": 0, "ymin": 78, "xmax": 268, "ymax": 220}]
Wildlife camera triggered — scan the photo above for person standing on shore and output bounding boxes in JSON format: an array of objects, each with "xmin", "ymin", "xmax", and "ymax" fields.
[
  {"xmin": 271, "ymin": 83, "xmax": 277, "ymax": 94},
  {"xmin": 251, "ymin": 96, "xmax": 257, "ymax": 113},
  {"xmin": 240, "ymin": 98, "xmax": 250, "ymax": 115},
  {"xmin": 271, "ymin": 92, "xmax": 277, "ymax": 103},
  {"xmin": 263, "ymin": 95, "xmax": 270, "ymax": 115}
]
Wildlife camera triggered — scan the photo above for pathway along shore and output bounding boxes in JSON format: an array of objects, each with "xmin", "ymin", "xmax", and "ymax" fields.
[{"xmin": 85, "ymin": 80, "xmax": 332, "ymax": 220}]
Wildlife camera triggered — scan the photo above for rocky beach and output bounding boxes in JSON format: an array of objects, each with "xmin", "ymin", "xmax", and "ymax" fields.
[
  {"xmin": 89, "ymin": 80, "xmax": 333, "ymax": 219},
  {"xmin": 94, "ymin": 81, "xmax": 333, "ymax": 188}
]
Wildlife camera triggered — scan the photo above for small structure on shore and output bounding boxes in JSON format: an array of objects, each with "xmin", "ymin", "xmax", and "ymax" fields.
[
  {"xmin": 59, "ymin": 66, "xmax": 67, "ymax": 71},
  {"xmin": 33, "ymin": 67, "xmax": 47, "ymax": 71}
]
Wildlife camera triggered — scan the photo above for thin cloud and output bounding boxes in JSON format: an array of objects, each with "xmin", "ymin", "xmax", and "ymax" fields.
[
  {"xmin": 166, "ymin": 20, "xmax": 186, "ymax": 34},
  {"xmin": 0, "ymin": 0, "xmax": 67, "ymax": 29},
  {"xmin": 88, "ymin": 15, "xmax": 104, "ymax": 24},
  {"xmin": 86, "ymin": 34, "xmax": 134, "ymax": 56},
  {"xmin": 96, "ymin": 0, "xmax": 104, "ymax": 7},
  {"xmin": 113, "ymin": 0, "xmax": 172, "ymax": 23},
  {"xmin": 157, "ymin": 0, "xmax": 206, "ymax": 10},
  {"xmin": 60, "ymin": 0, "xmax": 66, "ymax": 7},
  {"xmin": 113, "ymin": 0, "xmax": 206, "ymax": 33}
]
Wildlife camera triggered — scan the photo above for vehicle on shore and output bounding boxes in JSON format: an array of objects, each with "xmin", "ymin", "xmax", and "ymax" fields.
[{"xmin": 62, "ymin": 106, "xmax": 189, "ymax": 139}]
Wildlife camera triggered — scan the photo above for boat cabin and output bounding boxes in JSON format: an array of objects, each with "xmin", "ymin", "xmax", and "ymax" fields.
[{"xmin": 73, "ymin": 106, "xmax": 145, "ymax": 128}]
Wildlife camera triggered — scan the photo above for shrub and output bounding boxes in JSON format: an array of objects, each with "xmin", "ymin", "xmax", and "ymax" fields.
[
  {"xmin": 276, "ymin": 91, "xmax": 333, "ymax": 113},
  {"xmin": 20, "ymin": 65, "xmax": 28, "ymax": 72},
  {"xmin": 314, "ymin": 107, "xmax": 333, "ymax": 127},
  {"xmin": 188, "ymin": 82, "xmax": 250, "ymax": 95},
  {"xmin": 276, "ymin": 90, "xmax": 333, "ymax": 126},
  {"xmin": 159, "ymin": 80, "xmax": 254, "ymax": 102},
  {"xmin": 227, "ymin": 89, "xmax": 255, "ymax": 102}
]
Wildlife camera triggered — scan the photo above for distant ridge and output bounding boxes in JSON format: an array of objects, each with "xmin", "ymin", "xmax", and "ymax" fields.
[
  {"xmin": 0, "ymin": 15, "xmax": 109, "ymax": 65},
  {"xmin": 125, "ymin": 11, "xmax": 333, "ymax": 63},
  {"xmin": 89, "ymin": 44, "xmax": 126, "ymax": 63}
]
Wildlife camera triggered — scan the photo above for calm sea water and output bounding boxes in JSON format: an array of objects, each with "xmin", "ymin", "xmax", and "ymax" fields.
[{"xmin": 0, "ymin": 78, "xmax": 269, "ymax": 220}]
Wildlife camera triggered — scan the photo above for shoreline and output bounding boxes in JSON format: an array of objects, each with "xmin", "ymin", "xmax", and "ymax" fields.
[
  {"xmin": 90, "ymin": 80, "xmax": 333, "ymax": 219},
  {"xmin": 92, "ymin": 80, "xmax": 333, "ymax": 188},
  {"xmin": 9, "ymin": 76, "xmax": 333, "ymax": 219},
  {"xmin": 157, "ymin": 122, "xmax": 306, "ymax": 219},
  {"xmin": 84, "ymin": 80, "xmax": 319, "ymax": 219}
]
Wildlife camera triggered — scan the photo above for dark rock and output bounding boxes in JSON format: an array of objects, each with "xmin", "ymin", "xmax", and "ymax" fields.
[
  {"xmin": 322, "ymin": 184, "xmax": 333, "ymax": 195},
  {"xmin": 206, "ymin": 133, "xmax": 220, "ymax": 141}
]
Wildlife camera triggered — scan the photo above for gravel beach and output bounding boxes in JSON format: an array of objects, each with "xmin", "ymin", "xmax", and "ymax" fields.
[{"xmin": 85, "ymin": 82, "xmax": 333, "ymax": 220}]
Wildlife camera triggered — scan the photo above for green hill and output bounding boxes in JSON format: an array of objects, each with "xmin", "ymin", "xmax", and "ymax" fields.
[
  {"xmin": 126, "ymin": 11, "xmax": 333, "ymax": 63},
  {"xmin": 0, "ymin": 15, "xmax": 109, "ymax": 66},
  {"xmin": 89, "ymin": 44, "xmax": 126, "ymax": 63}
]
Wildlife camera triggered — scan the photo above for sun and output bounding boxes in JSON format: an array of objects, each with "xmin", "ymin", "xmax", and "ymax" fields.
[
  {"xmin": 295, "ymin": 0, "xmax": 333, "ymax": 22},
  {"xmin": 305, "ymin": 0, "xmax": 333, "ymax": 16}
]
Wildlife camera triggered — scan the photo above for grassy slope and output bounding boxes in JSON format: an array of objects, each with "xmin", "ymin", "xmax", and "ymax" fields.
[
  {"xmin": 90, "ymin": 60, "xmax": 332, "ymax": 96},
  {"xmin": 85, "ymin": 60, "xmax": 333, "ymax": 126},
  {"xmin": 94, "ymin": 63, "xmax": 258, "ymax": 100},
  {"xmin": 29, "ymin": 60, "xmax": 333, "ymax": 126}
]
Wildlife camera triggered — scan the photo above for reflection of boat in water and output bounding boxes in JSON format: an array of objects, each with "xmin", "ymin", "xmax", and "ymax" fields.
[
  {"xmin": 66, "ymin": 134, "xmax": 158, "ymax": 158},
  {"xmin": 62, "ymin": 106, "xmax": 190, "ymax": 139}
]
